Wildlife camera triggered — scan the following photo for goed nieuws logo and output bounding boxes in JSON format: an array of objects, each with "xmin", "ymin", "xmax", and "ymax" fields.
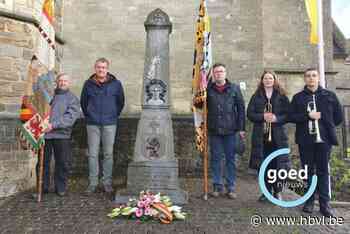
[{"xmin": 258, "ymin": 148, "xmax": 318, "ymax": 208}]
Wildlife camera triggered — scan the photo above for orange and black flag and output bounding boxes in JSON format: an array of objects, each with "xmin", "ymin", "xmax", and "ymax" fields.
[{"xmin": 192, "ymin": 0, "xmax": 212, "ymax": 153}]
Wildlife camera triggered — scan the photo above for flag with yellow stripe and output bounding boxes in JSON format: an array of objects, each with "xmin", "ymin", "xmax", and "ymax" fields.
[
  {"xmin": 192, "ymin": 0, "xmax": 212, "ymax": 153},
  {"xmin": 305, "ymin": 0, "xmax": 318, "ymax": 44}
]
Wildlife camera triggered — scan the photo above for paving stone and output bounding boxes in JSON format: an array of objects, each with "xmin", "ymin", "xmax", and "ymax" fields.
[{"xmin": 0, "ymin": 174, "xmax": 349, "ymax": 234}]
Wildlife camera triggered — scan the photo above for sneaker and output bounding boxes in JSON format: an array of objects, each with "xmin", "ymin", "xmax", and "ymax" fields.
[
  {"xmin": 210, "ymin": 191, "xmax": 220, "ymax": 198},
  {"xmin": 56, "ymin": 191, "xmax": 65, "ymax": 197},
  {"xmin": 227, "ymin": 192, "xmax": 237, "ymax": 199},
  {"xmin": 85, "ymin": 185, "xmax": 97, "ymax": 194},
  {"xmin": 103, "ymin": 184, "xmax": 113, "ymax": 193}
]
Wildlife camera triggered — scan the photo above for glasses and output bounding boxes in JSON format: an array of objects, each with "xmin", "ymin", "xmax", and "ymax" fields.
[{"xmin": 213, "ymin": 70, "xmax": 226, "ymax": 74}]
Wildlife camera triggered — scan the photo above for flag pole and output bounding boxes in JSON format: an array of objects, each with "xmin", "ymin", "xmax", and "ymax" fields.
[
  {"xmin": 37, "ymin": 145, "xmax": 45, "ymax": 202},
  {"xmin": 317, "ymin": 0, "xmax": 326, "ymax": 88},
  {"xmin": 203, "ymin": 95, "xmax": 209, "ymax": 201}
]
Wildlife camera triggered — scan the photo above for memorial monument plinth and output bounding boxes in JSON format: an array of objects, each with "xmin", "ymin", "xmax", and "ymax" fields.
[{"xmin": 114, "ymin": 8, "xmax": 188, "ymax": 204}]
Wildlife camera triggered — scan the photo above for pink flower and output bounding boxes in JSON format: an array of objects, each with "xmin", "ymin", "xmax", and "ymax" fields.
[
  {"xmin": 135, "ymin": 208, "xmax": 143, "ymax": 218},
  {"xmin": 144, "ymin": 208, "xmax": 151, "ymax": 216},
  {"xmin": 137, "ymin": 201, "xmax": 144, "ymax": 208}
]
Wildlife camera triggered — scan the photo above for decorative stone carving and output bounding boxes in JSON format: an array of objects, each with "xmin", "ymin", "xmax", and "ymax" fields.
[{"xmin": 144, "ymin": 8, "xmax": 172, "ymax": 33}]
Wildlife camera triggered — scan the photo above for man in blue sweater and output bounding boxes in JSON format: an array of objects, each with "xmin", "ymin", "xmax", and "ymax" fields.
[{"xmin": 80, "ymin": 58, "xmax": 125, "ymax": 194}]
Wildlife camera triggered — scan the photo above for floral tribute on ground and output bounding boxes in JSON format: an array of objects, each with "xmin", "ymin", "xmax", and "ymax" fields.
[{"xmin": 108, "ymin": 191, "xmax": 187, "ymax": 224}]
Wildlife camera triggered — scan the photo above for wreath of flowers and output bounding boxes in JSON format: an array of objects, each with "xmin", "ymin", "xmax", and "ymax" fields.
[{"xmin": 108, "ymin": 191, "xmax": 187, "ymax": 224}]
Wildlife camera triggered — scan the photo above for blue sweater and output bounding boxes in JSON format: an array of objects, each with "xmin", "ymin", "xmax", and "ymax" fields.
[{"xmin": 80, "ymin": 73, "xmax": 125, "ymax": 125}]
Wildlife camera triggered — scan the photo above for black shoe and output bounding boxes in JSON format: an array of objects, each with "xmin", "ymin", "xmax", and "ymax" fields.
[
  {"xmin": 302, "ymin": 202, "xmax": 314, "ymax": 214},
  {"xmin": 274, "ymin": 192, "xmax": 282, "ymax": 200},
  {"xmin": 31, "ymin": 190, "xmax": 48, "ymax": 199},
  {"xmin": 258, "ymin": 194, "xmax": 267, "ymax": 202},
  {"xmin": 103, "ymin": 184, "xmax": 113, "ymax": 193},
  {"xmin": 320, "ymin": 203, "xmax": 335, "ymax": 217}
]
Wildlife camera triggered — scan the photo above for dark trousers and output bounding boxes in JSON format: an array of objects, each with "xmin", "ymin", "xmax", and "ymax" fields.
[
  {"xmin": 299, "ymin": 143, "xmax": 332, "ymax": 205},
  {"xmin": 263, "ymin": 142, "xmax": 283, "ymax": 194},
  {"xmin": 36, "ymin": 139, "xmax": 72, "ymax": 193}
]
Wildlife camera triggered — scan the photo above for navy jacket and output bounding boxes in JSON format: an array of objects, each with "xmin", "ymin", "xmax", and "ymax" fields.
[
  {"xmin": 247, "ymin": 90, "xmax": 290, "ymax": 170},
  {"xmin": 45, "ymin": 89, "xmax": 80, "ymax": 139},
  {"xmin": 207, "ymin": 80, "xmax": 245, "ymax": 135},
  {"xmin": 289, "ymin": 86, "xmax": 343, "ymax": 146},
  {"xmin": 80, "ymin": 73, "xmax": 125, "ymax": 125}
]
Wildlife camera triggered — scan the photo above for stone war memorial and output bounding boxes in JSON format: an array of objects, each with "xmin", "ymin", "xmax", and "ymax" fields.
[
  {"xmin": 115, "ymin": 8, "xmax": 188, "ymax": 205},
  {"xmin": 0, "ymin": 0, "xmax": 350, "ymax": 233}
]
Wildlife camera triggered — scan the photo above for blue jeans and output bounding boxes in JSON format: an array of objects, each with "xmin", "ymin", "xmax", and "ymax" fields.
[
  {"xmin": 86, "ymin": 124, "xmax": 117, "ymax": 187},
  {"xmin": 209, "ymin": 134, "xmax": 236, "ymax": 192}
]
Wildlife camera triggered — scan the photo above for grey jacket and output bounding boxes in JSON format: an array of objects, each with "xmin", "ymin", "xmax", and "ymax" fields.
[{"xmin": 45, "ymin": 89, "xmax": 80, "ymax": 139}]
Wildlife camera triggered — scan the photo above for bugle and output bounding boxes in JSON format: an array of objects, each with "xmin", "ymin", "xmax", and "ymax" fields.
[
  {"xmin": 307, "ymin": 94, "xmax": 323, "ymax": 143},
  {"xmin": 264, "ymin": 98, "xmax": 272, "ymax": 142}
]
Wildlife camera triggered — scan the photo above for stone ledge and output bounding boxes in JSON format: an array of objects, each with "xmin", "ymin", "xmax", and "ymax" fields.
[
  {"xmin": 0, "ymin": 9, "xmax": 65, "ymax": 45},
  {"xmin": 0, "ymin": 112, "xmax": 19, "ymax": 119}
]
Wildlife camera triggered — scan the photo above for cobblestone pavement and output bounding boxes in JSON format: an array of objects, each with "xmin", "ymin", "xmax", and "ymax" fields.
[{"xmin": 0, "ymin": 174, "xmax": 349, "ymax": 234}]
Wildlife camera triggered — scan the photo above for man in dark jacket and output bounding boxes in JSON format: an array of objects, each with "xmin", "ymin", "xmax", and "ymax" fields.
[
  {"xmin": 207, "ymin": 63, "xmax": 245, "ymax": 199},
  {"xmin": 40, "ymin": 73, "xmax": 80, "ymax": 197},
  {"xmin": 80, "ymin": 58, "xmax": 125, "ymax": 194},
  {"xmin": 289, "ymin": 68, "xmax": 343, "ymax": 217}
]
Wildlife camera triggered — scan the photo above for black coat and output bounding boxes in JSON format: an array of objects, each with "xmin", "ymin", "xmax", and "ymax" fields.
[
  {"xmin": 289, "ymin": 86, "xmax": 343, "ymax": 146},
  {"xmin": 207, "ymin": 80, "xmax": 245, "ymax": 135},
  {"xmin": 247, "ymin": 90, "xmax": 291, "ymax": 170}
]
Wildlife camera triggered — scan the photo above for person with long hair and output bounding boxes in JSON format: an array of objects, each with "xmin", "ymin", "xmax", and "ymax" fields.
[{"xmin": 247, "ymin": 70, "xmax": 291, "ymax": 201}]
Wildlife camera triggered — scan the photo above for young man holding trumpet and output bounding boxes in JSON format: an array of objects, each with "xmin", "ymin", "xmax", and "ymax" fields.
[{"xmin": 289, "ymin": 68, "xmax": 343, "ymax": 217}]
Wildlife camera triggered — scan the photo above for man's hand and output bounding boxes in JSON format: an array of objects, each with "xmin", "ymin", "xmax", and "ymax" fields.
[
  {"xmin": 308, "ymin": 111, "xmax": 321, "ymax": 120},
  {"xmin": 239, "ymin": 131, "xmax": 245, "ymax": 139},
  {"xmin": 264, "ymin": 113, "xmax": 274, "ymax": 123},
  {"xmin": 43, "ymin": 123, "xmax": 53, "ymax": 133}
]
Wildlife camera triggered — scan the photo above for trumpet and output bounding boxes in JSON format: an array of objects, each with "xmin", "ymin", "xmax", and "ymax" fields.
[
  {"xmin": 307, "ymin": 94, "xmax": 323, "ymax": 143},
  {"xmin": 264, "ymin": 98, "xmax": 272, "ymax": 142}
]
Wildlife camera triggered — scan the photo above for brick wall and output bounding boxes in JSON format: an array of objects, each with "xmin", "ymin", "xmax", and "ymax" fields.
[
  {"xmin": 70, "ymin": 117, "xmax": 202, "ymax": 180},
  {"xmin": 0, "ymin": 114, "xmax": 36, "ymax": 197},
  {"xmin": 0, "ymin": 0, "xmax": 64, "ymax": 197}
]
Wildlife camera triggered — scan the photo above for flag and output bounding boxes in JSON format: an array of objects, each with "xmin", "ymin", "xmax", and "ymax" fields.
[
  {"xmin": 37, "ymin": 0, "xmax": 55, "ymax": 70},
  {"xmin": 305, "ymin": 0, "xmax": 318, "ymax": 44},
  {"xmin": 19, "ymin": 0, "xmax": 55, "ymax": 153},
  {"xmin": 192, "ymin": 0, "xmax": 212, "ymax": 153}
]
